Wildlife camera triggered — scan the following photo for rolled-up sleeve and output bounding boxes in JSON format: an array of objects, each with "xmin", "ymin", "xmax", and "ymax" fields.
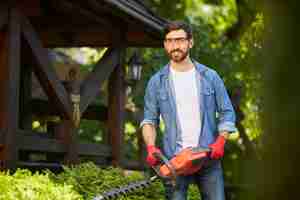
[
  {"xmin": 213, "ymin": 72, "xmax": 237, "ymax": 133},
  {"xmin": 140, "ymin": 77, "xmax": 160, "ymax": 128}
]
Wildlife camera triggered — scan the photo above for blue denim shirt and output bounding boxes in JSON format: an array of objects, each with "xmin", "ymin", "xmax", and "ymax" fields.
[{"xmin": 140, "ymin": 61, "xmax": 237, "ymax": 158}]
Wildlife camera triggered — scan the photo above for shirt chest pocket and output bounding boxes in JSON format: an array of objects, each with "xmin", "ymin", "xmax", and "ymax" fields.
[
  {"xmin": 158, "ymin": 90, "xmax": 170, "ymax": 114},
  {"xmin": 201, "ymin": 87, "xmax": 216, "ymax": 109}
]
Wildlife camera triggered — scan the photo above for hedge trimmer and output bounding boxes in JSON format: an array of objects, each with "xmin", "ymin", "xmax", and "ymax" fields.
[{"xmin": 93, "ymin": 147, "xmax": 210, "ymax": 200}]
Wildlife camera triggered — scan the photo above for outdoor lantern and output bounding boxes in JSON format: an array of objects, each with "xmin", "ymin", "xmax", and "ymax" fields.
[{"xmin": 128, "ymin": 51, "xmax": 143, "ymax": 82}]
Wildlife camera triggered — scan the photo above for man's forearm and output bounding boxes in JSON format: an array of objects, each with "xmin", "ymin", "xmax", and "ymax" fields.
[{"xmin": 142, "ymin": 124, "xmax": 157, "ymax": 146}]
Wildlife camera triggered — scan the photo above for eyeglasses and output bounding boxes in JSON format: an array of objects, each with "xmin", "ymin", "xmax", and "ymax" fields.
[{"xmin": 164, "ymin": 37, "xmax": 188, "ymax": 45}]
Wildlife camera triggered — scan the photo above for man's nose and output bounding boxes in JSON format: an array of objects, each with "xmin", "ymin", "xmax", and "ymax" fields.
[
  {"xmin": 167, "ymin": 40, "xmax": 180, "ymax": 47},
  {"xmin": 171, "ymin": 42, "xmax": 181, "ymax": 47}
]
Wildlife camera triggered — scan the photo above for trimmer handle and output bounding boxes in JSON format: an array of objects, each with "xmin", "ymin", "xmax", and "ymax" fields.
[
  {"xmin": 190, "ymin": 146, "xmax": 211, "ymax": 153},
  {"xmin": 152, "ymin": 152, "xmax": 177, "ymax": 184},
  {"xmin": 152, "ymin": 152, "xmax": 166, "ymax": 163}
]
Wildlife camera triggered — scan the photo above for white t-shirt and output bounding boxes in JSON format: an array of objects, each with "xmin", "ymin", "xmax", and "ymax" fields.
[{"xmin": 170, "ymin": 67, "xmax": 201, "ymax": 149}]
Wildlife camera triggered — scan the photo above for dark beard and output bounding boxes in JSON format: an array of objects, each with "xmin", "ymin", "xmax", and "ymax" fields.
[{"xmin": 168, "ymin": 49, "xmax": 189, "ymax": 63}]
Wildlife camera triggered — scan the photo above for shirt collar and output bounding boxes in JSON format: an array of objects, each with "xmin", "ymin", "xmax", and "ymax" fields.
[{"xmin": 160, "ymin": 59, "xmax": 208, "ymax": 78}]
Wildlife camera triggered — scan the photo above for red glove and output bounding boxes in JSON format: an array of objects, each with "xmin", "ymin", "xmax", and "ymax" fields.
[
  {"xmin": 209, "ymin": 135, "xmax": 226, "ymax": 159},
  {"xmin": 146, "ymin": 145, "xmax": 162, "ymax": 166}
]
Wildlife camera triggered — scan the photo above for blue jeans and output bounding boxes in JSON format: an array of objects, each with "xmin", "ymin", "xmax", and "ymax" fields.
[{"xmin": 164, "ymin": 160, "xmax": 225, "ymax": 200}]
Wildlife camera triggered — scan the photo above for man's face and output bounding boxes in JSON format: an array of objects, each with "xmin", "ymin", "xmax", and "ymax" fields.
[{"xmin": 164, "ymin": 29, "xmax": 193, "ymax": 63}]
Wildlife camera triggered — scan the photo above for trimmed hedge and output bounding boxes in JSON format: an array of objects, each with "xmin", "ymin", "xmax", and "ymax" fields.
[
  {"xmin": 0, "ymin": 162, "xmax": 201, "ymax": 200},
  {"xmin": 47, "ymin": 162, "xmax": 165, "ymax": 200},
  {"xmin": 0, "ymin": 169, "xmax": 82, "ymax": 200}
]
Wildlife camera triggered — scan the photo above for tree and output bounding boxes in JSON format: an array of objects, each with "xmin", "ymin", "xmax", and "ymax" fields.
[{"xmin": 254, "ymin": 1, "xmax": 300, "ymax": 200}]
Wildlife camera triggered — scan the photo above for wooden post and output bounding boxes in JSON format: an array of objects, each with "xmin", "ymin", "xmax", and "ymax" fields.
[
  {"xmin": 137, "ymin": 128, "xmax": 146, "ymax": 168},
  {"xmin": 54, "ymin": 68, "xmax": 81, "ymax": 165},
  {"xmin": 0, "ymin": 9, "xmax": 7, "ymax": 168},
  {"xmin": 19, "ymin": 49, "xmax": 32, "ymax": 130},
  {"xmin": 55, "ymin": 119, "xmax": 79, "ymax": 165},
  {"xmin": 79, "ymin": 47, "xmax": 120, "ymax": 114},
  {"xmin": 0, "ymin": 33, "xmax": 7, "ymax": 131},
  {"xmin": 0, "ymin": 8, "xmax": 21, "ymax": 170},
  {"xmin": 17, "ymin": 0, "xmax": 41, "ymax": 17},
  {"xmin": 133, "ymin": 110, "xmax": 145, "ymax": 168},
  {"xmin": 108, "ymin": 31, "xmax": 126, "ymax": 166},
  {"xmin": 108, "ymin": 54, "xmax": 125, "ymax": 166}
]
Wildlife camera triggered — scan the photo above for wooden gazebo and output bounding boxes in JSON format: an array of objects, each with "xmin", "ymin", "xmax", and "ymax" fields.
[{"xmin": 0, "ymin": 0, "xmax": 167, "ymax": 170}]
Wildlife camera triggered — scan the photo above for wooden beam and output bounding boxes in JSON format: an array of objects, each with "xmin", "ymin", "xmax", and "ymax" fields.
[
  {"xmin": 29, "ymin": 98, "xmax": 137, "ymax": 122},
  {"xmin": 78, "ymin": 0, "xmax": 123, "ymax": 29},
  {"xmin": 36, "ymin": 31, "xmax": 162, "ymax": 47},
  {"xmin": 38, "ymin": 31, "xmax": 112, "ymax": 47},
  {"xmin": 102, "ymin": 0, "xmax": 165, "ymax": 34},
  {"xmin": 30, "ymin": 99, "xmax": 108, "ymax": 121},
  {"xmin": 80, "ymin": 48, "xmax": 120, "ymax": 114},
  {"xmin": 120, "ymin": 159, "xmax": 145, "ymax": 171},
  {"xmin": 28, "ymin": 17, "xmax": 162, "ymax": 47},
  {"xmin": 55, "ymin": 0, "xmax": 114, "ymax": 30},
  {"xmin": 19, "ymin": 133, "xmax": 65, "ymax": 153},
  {"xmin": 78, "ymin": 142, "xmax": 111, "ymax": 157},
  {"xmin": 30, "ymin": 16, "xmax": 112, "ymax": 33},
  {"xmin": 126, "ymin": 30, "xmax": 162, "ymax": 47},
  {"xmin": 20, "ymin": 13, "xmax": 73, "ymax": 119},
  {"xmin": 17, "ymin": 130, "xmax": 111, "ymax": 157},
  {"xmin": 29, "ymin": 98, "xmax": 138, "ymax": 122},
  {"xmin": 17, "ymin": 0, "xmax": 41, "ymax": 17},
  {"xmin": 51, "ymin": 0, "xmax": 165, "ymax": 40},
  {"xmin": 17, "ymin": 161, "xmax": 63, "ymax": 170},
  {"xmin": 0, "ymin": 8, "xmax": 21, "ymax": 169}
]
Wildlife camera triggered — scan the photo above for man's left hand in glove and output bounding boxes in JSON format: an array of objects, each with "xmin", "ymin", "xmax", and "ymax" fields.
[{"xmin": 209, "ymin": 133, "xmax": 228, "ymax": 159}]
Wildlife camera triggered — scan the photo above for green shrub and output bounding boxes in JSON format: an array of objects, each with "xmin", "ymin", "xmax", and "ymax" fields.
[
  {"xmin": 187, "ymin": 184, "xmax": 202, "ymax": 200},
  {"xmin": 0, "ymin": 162, "xmax": 202, "ymax": 200},
  {"xmin": 48, "ymin": 162, "xmax": 165, "ymax": 200},
  {"xmin": 0, "ymin": 169, "xmax": 82, "ymax": 200}
]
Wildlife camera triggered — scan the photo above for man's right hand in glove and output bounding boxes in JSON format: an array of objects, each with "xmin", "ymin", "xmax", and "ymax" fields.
[{"xmin": 146, "ymin": 145, "xmax": 162, "ymax": 166}]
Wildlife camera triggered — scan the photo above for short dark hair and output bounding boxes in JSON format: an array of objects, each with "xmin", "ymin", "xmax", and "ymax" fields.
[{"xmin": 164, "ymin": 21, "xmax": 193, "ymax": 39}]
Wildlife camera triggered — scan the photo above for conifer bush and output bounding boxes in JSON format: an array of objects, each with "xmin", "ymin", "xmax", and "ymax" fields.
[{"xmin": 0, "ymin": 169, "xmax": 82, "ymax": 200}]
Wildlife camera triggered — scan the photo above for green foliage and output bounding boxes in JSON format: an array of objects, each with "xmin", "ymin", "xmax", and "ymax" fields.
[
  {"xmin": 186, "ymin": 184, "xmax": 201, "ymax": 200},
  {"xmin": 77, "ymin": 120, "xmax": 105, "ymax": 143},
  {"xmin": 124, "ymin": 122, "xmax": 139, "ymax": 160},
  {"xmin": 0, "ymin": 169, "xmax": 82, "ymax": 200},
  {"xmin": 48, "ymin": 162, "xmax": 165, "ymax": 200},
  {"xmin": 185, "ymin": 0, "xmax": 238, "ymax": 34},
  {"xmin": 190, "ymin": 13, "xmax": 264, "ymax": 144},
  {"xmin": 147, "ymin": 0, "xmax": 186, "ymax": 20},
  {"xmin": 0, "ymin": 163, "xmax": 207, "ymax": 200}
]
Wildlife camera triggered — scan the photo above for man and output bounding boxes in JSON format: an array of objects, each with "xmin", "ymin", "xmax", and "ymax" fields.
[{"xmin": 140, "ymin": 21, "xmax": 237, "ymax": 200}]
